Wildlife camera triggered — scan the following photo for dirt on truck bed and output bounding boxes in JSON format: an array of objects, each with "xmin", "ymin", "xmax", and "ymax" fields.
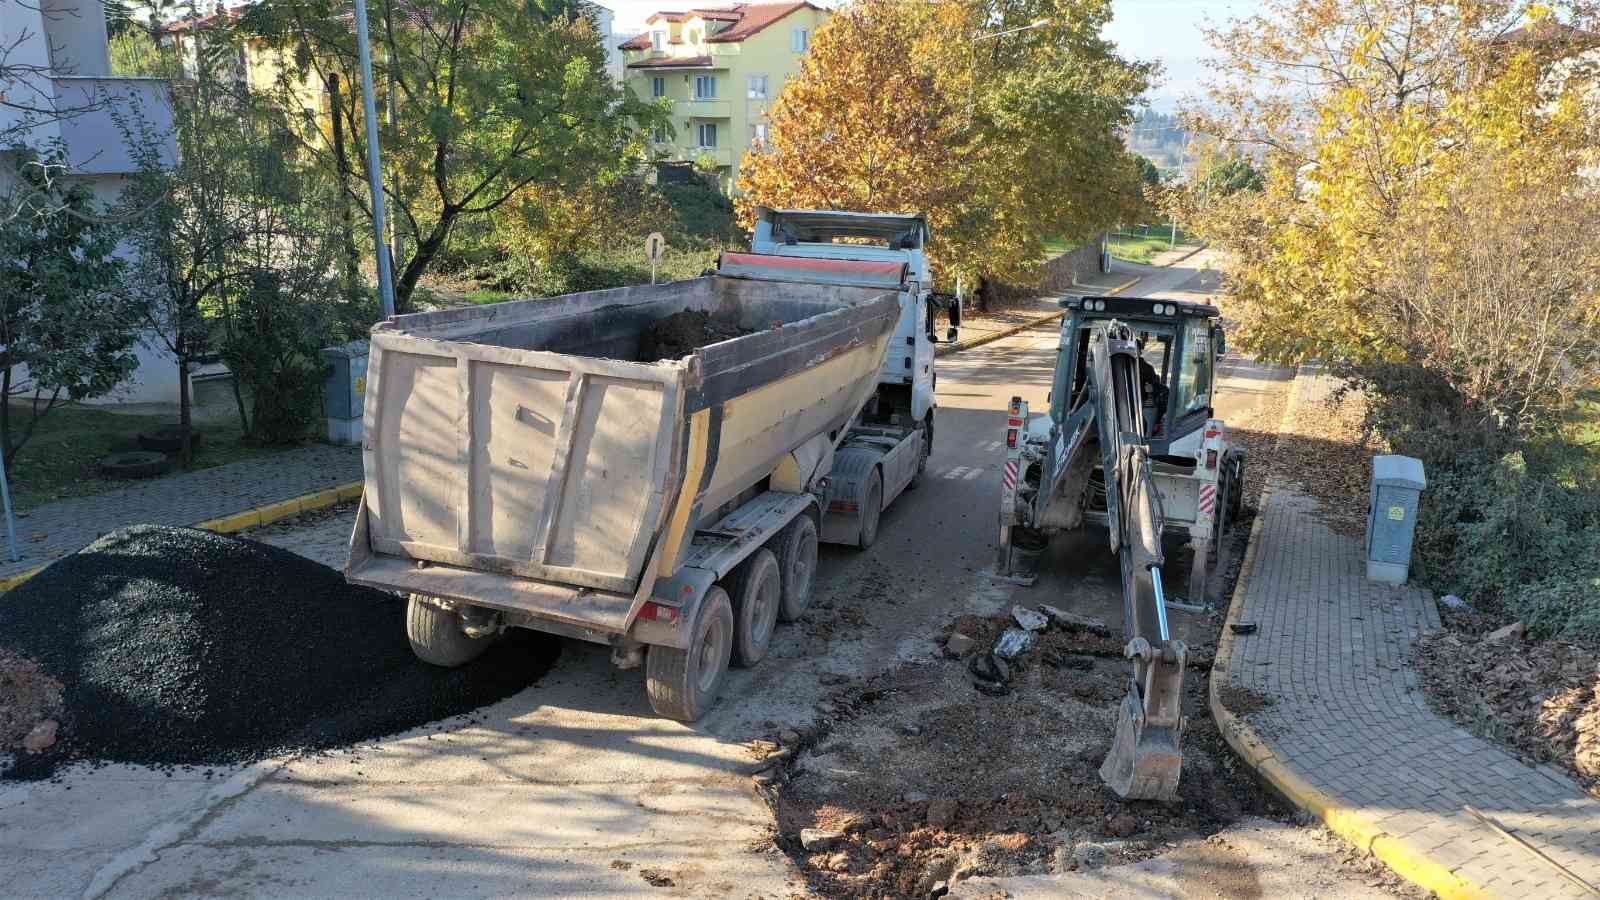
[{"xmin": 638, "ymin": 309, "xmax": 755, "ymax": 362}]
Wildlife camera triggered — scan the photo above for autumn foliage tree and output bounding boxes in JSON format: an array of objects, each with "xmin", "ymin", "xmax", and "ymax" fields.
[
  {"xmin": 1173, "ymin": 0, "xmax": 1600, "ymax": 442},
  {"xmin": 738, "ymin": 0, "xmax": 1151, "ymax": 292}
]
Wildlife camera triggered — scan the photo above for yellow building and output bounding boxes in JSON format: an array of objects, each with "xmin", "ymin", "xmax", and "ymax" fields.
[{"xmin": 620, "ymin": 2, "xmax": 828, "ymax": 192}]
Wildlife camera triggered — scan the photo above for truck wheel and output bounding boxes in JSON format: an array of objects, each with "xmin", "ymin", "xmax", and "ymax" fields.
[
  {"xmin": 907, "ymin": 416, "xmax": 933, "ymax": 489},
  {"xmin": 406, "ymin": 595, "xmax": 495, "ymax": 667},
  {"xmin": 727, "ymin": 549, "xmax": 782, "ymax": 667},
  {"xmin": 646, "ymin": 586, "xmax": 734, "ymax": 721},
  {"xmin": 774, "ymin": 515, "xmax": 818, "ymax": 622},
  {"xmin": 857, "ymin": 468, "xmax": 884, "ymax": 550}
]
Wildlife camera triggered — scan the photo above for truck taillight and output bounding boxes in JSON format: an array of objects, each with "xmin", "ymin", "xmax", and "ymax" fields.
[
  {"xmin": 1007, "ymin": 428, "xmax": 1018, "ymax": 448},
  {"xmin": 1009, "ymin": 395, "xmax": 1022, "ymax": 416},
  {"xmin": 640, "ymin": 602, "xmax": 680, "ymax": 624},
  {"xmin": 1007, "ymin": 418, "xmax": 1023, "ymax": 427},
  {"xmin": 1206, "ymin": 449, "xmax": 1218, "ymax": 469}
]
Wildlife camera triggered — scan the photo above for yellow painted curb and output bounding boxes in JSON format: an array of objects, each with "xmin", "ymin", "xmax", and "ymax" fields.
[
  {"xmin": 1209, "ymin": 370, "xmax": 1495, "ymax": 900},
  {"xmin": 935, "ymin": 275, "xmax": 1143, "ymax": 358},
  {"xmin": 0, "ymin": 479, "xmax": 364, "ymax": 593}
]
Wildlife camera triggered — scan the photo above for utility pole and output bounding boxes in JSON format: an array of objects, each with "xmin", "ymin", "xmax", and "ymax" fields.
[{"xmin": 353, "ymin": 0, "xmax": 396, "ymax": 318}]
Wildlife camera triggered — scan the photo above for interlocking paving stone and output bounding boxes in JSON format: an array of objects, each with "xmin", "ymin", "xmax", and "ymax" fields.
[
  {"xmin": 1217, "ymin": 371, "xmax": 1600, "ymax": 899},
  {"xmin": 2, "ymin": 444, "xmax": 361, "ymax": 579}
]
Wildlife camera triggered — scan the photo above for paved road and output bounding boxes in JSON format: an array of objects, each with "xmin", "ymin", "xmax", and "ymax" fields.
[{"xmin": 0, "ymin": 255, "xmax": 1337, "ymax": 899}]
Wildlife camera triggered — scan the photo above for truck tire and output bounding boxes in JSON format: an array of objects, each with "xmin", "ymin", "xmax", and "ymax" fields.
[
  {"xmin": 727, "ymin": 548, "xmax": 781, "ymax": 667},
  {"xmin": 646, "ymin": 586, "xmax": 733, "ymax": 721},
  {"xmin": 406, "ymin": 595, "xmax": 495, "ymax": 667},
  {"xmin": 774, "ymin": 514, "xmax": 818, "ymax": 622},
  {"xmin": 857, "ymin": 468, "xmax": 883, "ymax": 550}
]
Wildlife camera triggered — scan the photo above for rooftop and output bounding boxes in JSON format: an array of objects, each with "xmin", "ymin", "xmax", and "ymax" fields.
[{"xmin": 619, "ymin": 2, "xmax": 821, "ymax": 50}]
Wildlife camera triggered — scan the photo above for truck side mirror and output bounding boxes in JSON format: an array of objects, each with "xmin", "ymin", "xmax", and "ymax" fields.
[
  {"xmin": 946, "ymin": 326, "xmax": 958, "ymax": 342},
  {"xmin": 949, "ymin": 296, "xmax": 963, "ymax": 327},
  {"xmin": 1213, "ymin": 325, "xmax": 1226, "ymax": 357}
]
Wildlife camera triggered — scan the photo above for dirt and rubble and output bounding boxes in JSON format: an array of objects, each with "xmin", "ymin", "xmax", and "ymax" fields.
[
  {"xmin": 1414, "ymin": 621, "xmax": 1600, "ymax": 798},
  {"xmin": 638, "ymin": 309, "xmax": 756, "ymax": 362},
  {"xmin": 0, "ymin": 524, "xmax": 556, "ymax": 780},
  {"xmin": 753, "ymin": 608, "xmax": 1288, "ymax": 898},
  {"xmin": 0, "ymin": 648, "xmax": 63, "ymax": 755}
]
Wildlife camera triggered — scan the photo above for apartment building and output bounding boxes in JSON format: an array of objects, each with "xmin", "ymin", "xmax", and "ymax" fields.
[{"xmin": 620, "ymin": 2, "xmax": 828, "ymax": 192}]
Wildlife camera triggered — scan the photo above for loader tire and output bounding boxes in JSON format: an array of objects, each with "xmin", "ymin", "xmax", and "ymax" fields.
[
  {"xmin": 774, "ymin": 514, "xmax": 818, "ymax": 622},
  {"xmin": 406, "ymin": 595, "xmax": 495, "ymax": 668},
  {"xmin": 728, "ymin": 549, "xmax": 781, "ymax": 667},
  {"xmin": 646, "ymin": 586, "xmax": 733, "ymax": 722}
]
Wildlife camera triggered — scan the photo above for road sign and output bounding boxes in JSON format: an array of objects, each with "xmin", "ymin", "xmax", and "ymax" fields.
[{"xmin": 646, "ymin": 232, "xmax": 666, "ymax": 283}]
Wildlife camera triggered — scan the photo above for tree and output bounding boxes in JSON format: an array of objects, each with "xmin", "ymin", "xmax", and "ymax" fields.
[
  {"xmin": 0, "ymin": 154, "xmax": 140, "ymax": 475},
  {"xmin": 738, "ymin": 0, "xmax": 1151, "ymax": 292},
  {"xmin": 1177, "ymin": 1, "xmax": 1600, "ymax": 442},
  {"xmin": 241, "ymin": 0, "xmax": 661, "ymax": 312}
]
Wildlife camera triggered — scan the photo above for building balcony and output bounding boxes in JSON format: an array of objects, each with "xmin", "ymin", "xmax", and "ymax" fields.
[
  {"xmin": 676, "ymin": 98, "xmax": 730, "ymax": 118},
  {"xmin": 51, "ymin": 76, "xmax": 175, "ymax": 175},
  {"xmin": 687, "ymin": 146, "xmax": 734, "ymax": 167}
]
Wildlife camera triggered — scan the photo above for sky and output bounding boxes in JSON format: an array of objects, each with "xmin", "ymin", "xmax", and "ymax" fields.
[{"xmin": 603, "ymin": 0, "xmax": 1256, "ymax": 111}]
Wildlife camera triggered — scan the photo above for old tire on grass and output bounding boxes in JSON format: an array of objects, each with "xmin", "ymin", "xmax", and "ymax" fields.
[
  {"xmin": 98, "ymin": 450, "xmax": 172, "ymax": 480},
  {"xmin": 774, "ymin": 514, "xmax": 818, "ymax": 623},
  {"xmin": 137, "ymin": 425, "xmax": 203, "ymax": 453},
  {"xmin": 646, "ymin": 586, "xmax": 733, "ymax": 721},
  {"xmin": 727, "ymin": 548, "xmax": 781, "ymax": 667},
  {"xmin": 406, "ymin": 595, "xmax": 495, "ymax": 668}
]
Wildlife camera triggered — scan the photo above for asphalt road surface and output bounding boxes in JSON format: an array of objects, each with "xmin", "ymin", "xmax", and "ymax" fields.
[{"xmin": 0, "ymin": 255, "xmax": 1384, "ymax": 899}]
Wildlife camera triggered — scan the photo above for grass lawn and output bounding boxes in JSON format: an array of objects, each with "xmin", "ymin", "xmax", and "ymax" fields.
[
  {"xmin": 1041, "ymin": 236, "xmax": 1079, "ymax": 256},
  {"xmin": 1107, "ymin": 225, "xmax": 1191, "ymax": 264},
  {"xmin": 4, "ymin": 401, "xmax": 298, "ymax": 513}
]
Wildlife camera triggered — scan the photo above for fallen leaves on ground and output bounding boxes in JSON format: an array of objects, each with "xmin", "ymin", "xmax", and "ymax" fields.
[{"xmin": 1413, "ymin": 630, "xmax": 1599, "ymax": 797}]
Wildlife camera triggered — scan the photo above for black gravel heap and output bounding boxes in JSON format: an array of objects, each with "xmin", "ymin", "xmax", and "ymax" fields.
[{"xmin": 0, "ymin": 525, "xmax": 555, "ymax": 778}]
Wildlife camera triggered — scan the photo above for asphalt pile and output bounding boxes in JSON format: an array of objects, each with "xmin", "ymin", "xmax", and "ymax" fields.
[{"xmin": 0, "ymin": 525, "xmax": 555, "ymax": 778}]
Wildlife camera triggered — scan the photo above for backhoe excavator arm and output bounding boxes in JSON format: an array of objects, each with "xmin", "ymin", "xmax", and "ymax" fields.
[{"xmin": 997, "ymin": 321, "xmax": 1187, "ymax": 801}]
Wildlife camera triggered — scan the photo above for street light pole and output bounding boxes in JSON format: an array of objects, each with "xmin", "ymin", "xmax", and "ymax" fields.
[{"xmin": 353, "ymin": 0, "xmax": 396, "ymax": 318}]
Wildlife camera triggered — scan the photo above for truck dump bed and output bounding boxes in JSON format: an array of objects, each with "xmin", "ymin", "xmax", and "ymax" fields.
[{"xmin": 348, "ymin": 275, "xmax": 900, "ymax": 625}]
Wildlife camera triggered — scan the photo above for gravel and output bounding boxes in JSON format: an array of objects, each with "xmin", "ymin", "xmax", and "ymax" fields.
[{"xmin": 0, "ymin": 525, "xmax": 557, "ymax": 778}]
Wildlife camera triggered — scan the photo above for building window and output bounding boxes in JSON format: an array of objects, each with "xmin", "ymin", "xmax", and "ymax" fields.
[
  {"xmin": 749, "ymin": 122, "xmax": 768, "ymax": 144},
  {"xmin": 791, "ymin": 27, "xmax": 810, "ymax": 52},
  {"xmin": 653, "ymin": 123, "xmax": 669, "ymax": 143},
  {"xmin": 651, "ymin": 76, "xmax": 666, "ymax": 98},
  {"xmin": 650, "ymin": 29, "xmax": 666, "ymax": 50},
  {"xmin": 697, "ymin": 122, "xmax": 718, "ymax": 148},
  {"xmin": 693, "ymin": 75, "xmax": 716, "ymax": 99},
  {"xmin": 686, "ymin": 28, "xmax": 699, "ymax": 43},
  {"xmin": 747, "ymin": 74, "xmax": 768, "ymax": 99}
]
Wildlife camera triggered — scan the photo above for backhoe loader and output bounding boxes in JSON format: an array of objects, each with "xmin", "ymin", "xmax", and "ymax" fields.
[{"xmin": 996, "ymin": 295, "xmax": 1241, "ymax": 801}]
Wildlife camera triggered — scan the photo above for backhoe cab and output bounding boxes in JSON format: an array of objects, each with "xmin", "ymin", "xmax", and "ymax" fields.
[{"xmin": 996, "ymin": 295, "xmax": 1242, "ymax": 801}]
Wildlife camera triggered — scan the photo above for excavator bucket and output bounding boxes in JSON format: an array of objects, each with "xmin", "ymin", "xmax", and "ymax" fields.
[{"xmin": 1099, "ymin": 638, "xmax": 1188, "ymax": 801}]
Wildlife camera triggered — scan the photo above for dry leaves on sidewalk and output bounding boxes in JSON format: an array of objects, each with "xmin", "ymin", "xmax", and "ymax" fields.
[{"xmin": 1413, "ymin": 631, "xmax": 1600, "ymax": 797}]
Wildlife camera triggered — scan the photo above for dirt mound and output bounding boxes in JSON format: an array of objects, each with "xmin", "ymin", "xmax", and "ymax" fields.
[
  {"xmin": 638, "ymin": 310, "xmax": 755, "ymax": 361},
  {"xmin": 770, "ymin": 612, "xmax": 1279, "ymax": 896},
  {"xmin": 1414, "ymin": 629, "xmax": 1599, "ymax": 796},
  {"xmin": 0, "ymin": 649, "xmax": 63, "ymax": 752},
  {"xmin": 0, "ymin": 525, "xmax": 556, "ymax": 778}
]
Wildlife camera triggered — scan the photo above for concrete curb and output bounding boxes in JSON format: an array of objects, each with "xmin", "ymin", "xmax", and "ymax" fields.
[
  {"xmin": 1150, "ymin": 243, "xmax": 1206, "ymax": 267},
  {"xmin": 0, "ymin": 479, "xmax": 364, "ymax": 593},
  {"xmin": 1208, "ymin": 371, "xmax": 1493, "ymax": 900},
  {"xmin": 934, "ymin": 275, "xmax": 1141, "ymax": 357}
]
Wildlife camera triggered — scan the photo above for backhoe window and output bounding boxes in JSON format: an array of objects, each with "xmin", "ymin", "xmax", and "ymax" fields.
[{"xmin": 1174, "ymin": 318, "xmax": 1213, "ymax": 416}]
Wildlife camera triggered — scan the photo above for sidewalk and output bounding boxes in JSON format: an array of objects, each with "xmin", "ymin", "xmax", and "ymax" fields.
[
  {"xmin": 1213, "ymin": 371, "xmax": 1600, "ymax": 899},
  {"xmin": 1147, "ymin": 242, "xmax": 1206, "ymax": 267},
  {"xmin": 940, "ymin": 269, "xmax": 1140, "ymax": 355},
  {"xmin": 1, "ymin": 444, "xmax": 361, "ymax": 582}
]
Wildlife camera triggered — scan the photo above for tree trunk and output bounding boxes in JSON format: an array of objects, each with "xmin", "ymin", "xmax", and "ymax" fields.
[
  {"xmin": 326, "ymin": 74, "xmax": 361, "ymax": 295},
  {"xmin": 178, "ymin": 356, "xmax": 193, "ymax": 468},
  {"xmin": 230, "ymin": 373, "xmax": 250, "ymax": 440},
  {"xmin": 393, "ymin": 215, "xmax": 453, "ymax": 314},
  {"xmin": 1, "ymin": 366, "xmax": 11, "ymax": 480}
]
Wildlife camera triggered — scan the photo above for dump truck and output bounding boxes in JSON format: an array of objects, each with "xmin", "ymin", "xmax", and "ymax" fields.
[
  {"xmin": 347, "ymin": 208, "xmax": 957, "ymax": 721},
  {"xmin": 995, "ymin": 295, "xmax": 1241, "ymax": 801}
]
